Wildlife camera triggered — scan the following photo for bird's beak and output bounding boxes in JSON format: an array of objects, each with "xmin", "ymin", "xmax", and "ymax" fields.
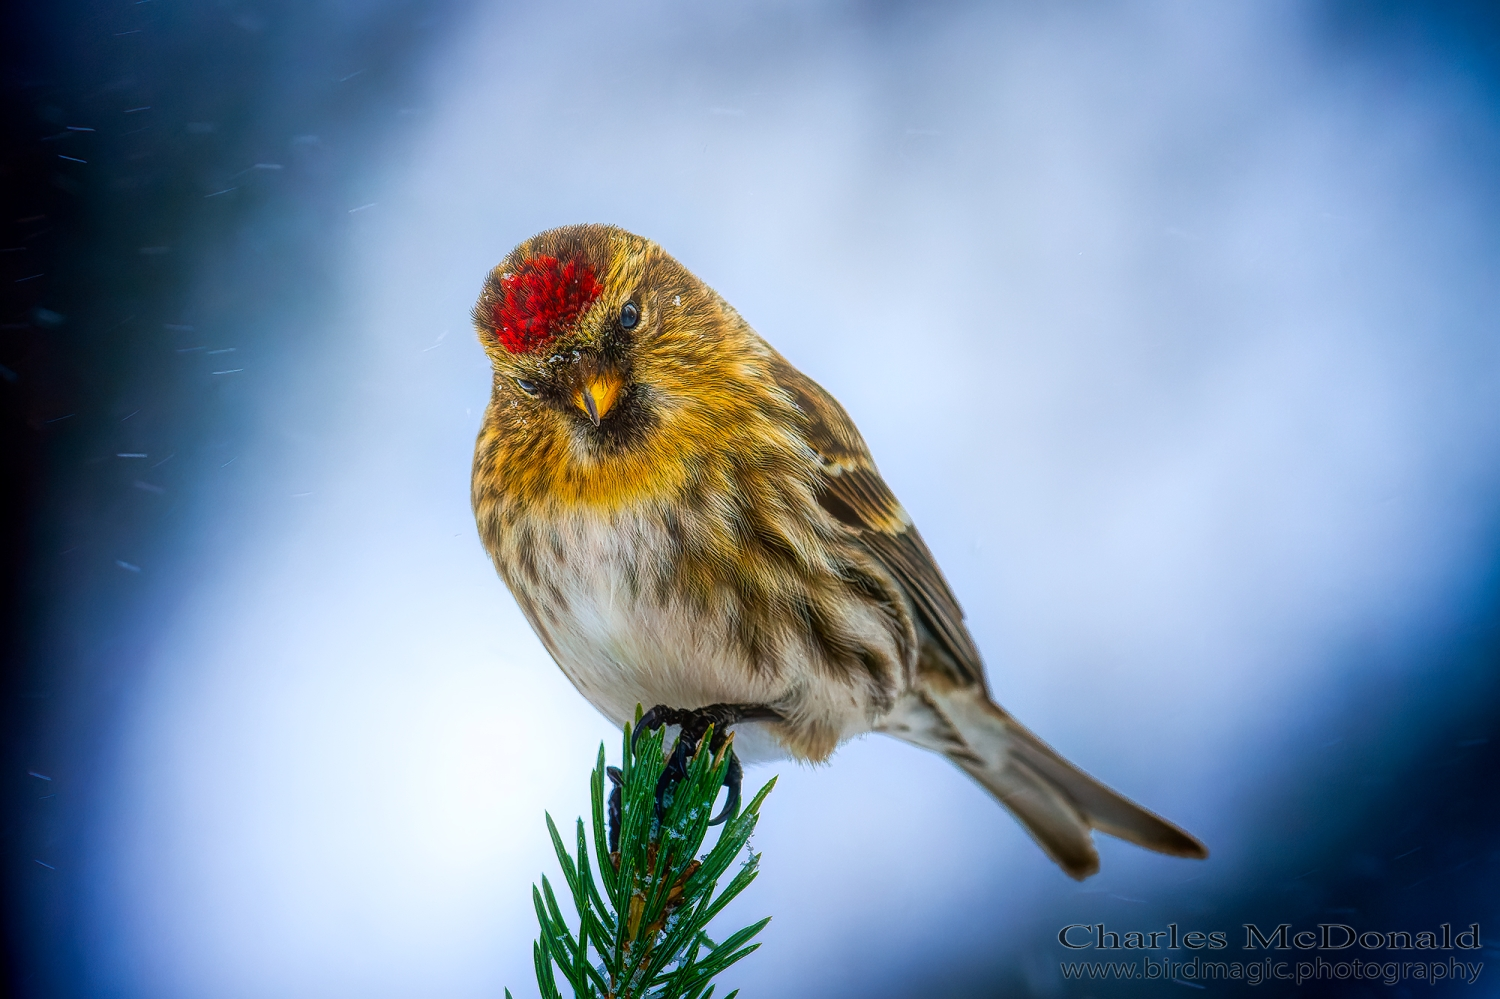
[{"xmin": 574, "ymin": 370, "xmax": 623, "ymax": 427}]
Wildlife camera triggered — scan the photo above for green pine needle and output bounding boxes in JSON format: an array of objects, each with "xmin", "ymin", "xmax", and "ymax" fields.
[{"xmin": 509, "ymin": 718, "xmax": 775, "ymax": 999}]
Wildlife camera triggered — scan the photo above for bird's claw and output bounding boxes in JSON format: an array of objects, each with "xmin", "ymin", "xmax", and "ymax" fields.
[
  {"xmin": 611, "ymin": 703, "xmax": 775, "ymax": 843},
  {"xmin": 606, "ymin": 766, "xmax": 624, "ymax": 854},
  {"xmin": 707, "ymin": 751, "xmax": 742, "ymax": 826},
  {"xmin": 632, "ymin": 705, "xmax": 688, "ymax": 756}
]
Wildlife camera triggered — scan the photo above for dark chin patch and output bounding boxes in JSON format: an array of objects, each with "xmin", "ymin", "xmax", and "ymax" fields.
[{"xmin": 582, "ymin": 383, "xmax": 656, "ymax": 455}]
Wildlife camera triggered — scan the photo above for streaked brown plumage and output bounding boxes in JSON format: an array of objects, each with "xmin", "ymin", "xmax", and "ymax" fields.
[{"xmin": 471, "ymin": 224, "xmax": 1207, "ymax": 879}]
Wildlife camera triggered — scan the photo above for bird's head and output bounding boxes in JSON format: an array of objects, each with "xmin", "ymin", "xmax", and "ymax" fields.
[
  {"xmin": 472, "ymin": 224, "xmax": 797, "ymax": 512},
  {"xmin": 473, "ymin": 225, "xmax": 658, "ymax": 438}
]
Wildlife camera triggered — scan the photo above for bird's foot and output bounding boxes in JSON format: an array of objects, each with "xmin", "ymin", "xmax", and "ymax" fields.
[
  {"xmin": 605, "ymin": 704, "xmax": 777, "ymax": 851},
  {"xmin": 606, "ymin": 765, "xmax": 625, "ymax": 855}
]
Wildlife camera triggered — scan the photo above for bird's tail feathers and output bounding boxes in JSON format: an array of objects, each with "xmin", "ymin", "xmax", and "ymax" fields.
[{"xmin": 892, "ymin": 685, "xmax": 1208, "ymax": 880}]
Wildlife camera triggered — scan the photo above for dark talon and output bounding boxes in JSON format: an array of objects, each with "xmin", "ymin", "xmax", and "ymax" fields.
[
  {"xmin": 606, "ymin": 766, "xmax": 624, "ymax": 853},
  {"xmin": 654, "ymin": 736, "xmax": 691, "ymax": 813},
  {"xmin": 632, "ymin": 705, "xmax": 685, "ymax": 756},
  {"xmin": 708, "ymin": 751, "xmax": 742, "ymax": 826},
  {"xmin": 628, "ymin": 703, "xmax": 780, "ymax": 830}
]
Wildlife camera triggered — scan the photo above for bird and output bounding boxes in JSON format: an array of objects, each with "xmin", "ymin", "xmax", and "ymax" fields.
[{"xmin": 470, "ymin": 223, "xmax": 1208, "ymax": 879}]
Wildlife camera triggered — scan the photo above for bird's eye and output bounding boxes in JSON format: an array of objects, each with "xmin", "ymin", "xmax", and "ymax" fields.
[
  {"xmin": 515, "ymin": 378, "xmax": 539, "ymax": 396},
  {"xmin": 619, "ymin": 301, "xmax": 639, "ymax": 330}
]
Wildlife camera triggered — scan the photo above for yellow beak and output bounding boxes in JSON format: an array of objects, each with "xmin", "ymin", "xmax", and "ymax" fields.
[{"xmin": 574, "ymin": 372, "xmax": 623, "ymax": 426}]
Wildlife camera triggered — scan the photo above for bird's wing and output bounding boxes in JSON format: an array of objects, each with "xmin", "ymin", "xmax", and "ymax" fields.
[{"xmin": 768, "ymin": 352, "xmax": 987, "ymax": 689}]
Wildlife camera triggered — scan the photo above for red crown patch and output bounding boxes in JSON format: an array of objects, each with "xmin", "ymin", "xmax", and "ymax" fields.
[{"xmin": 489, "ymin": 254, "xmax": 602, "ymax": 354}]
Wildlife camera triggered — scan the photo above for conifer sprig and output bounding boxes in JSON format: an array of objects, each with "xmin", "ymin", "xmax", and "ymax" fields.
[{"xmin": 508, "ymin": 716, "xmax": 775, "ymax": 999}]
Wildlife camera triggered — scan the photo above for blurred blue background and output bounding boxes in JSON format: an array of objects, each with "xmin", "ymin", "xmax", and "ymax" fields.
[{"xmin": 3, "ymin": 1, "xmax": 1499, "ymax": 996}]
